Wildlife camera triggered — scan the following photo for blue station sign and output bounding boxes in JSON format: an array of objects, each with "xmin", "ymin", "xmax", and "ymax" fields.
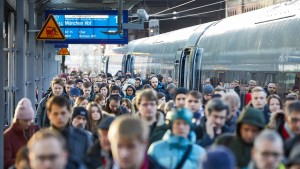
[{"xmin": 45, "ymin": 10, "xmax": 128, "ymax": 44}]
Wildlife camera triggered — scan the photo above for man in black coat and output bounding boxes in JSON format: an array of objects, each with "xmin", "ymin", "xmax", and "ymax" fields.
[
  {"xmin": 46, "ymin": 96, "xmax": 92, "ymax": 169},
  {"xmin": 37, "ymin": 78, "xmax": 73, "ymax": 128}
]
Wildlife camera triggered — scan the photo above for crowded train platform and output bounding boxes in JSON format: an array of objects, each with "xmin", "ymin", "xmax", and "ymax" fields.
[{"xmin": 2, "ymin": 0, "xmax": 300, "ymax": 169}]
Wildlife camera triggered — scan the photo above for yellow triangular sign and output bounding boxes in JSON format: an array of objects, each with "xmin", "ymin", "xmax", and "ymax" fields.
[
  {"xmin": 36, "ymin": 15, "xmax": 65, "ymax": 40},
  {"xmin": 59, "ymin": 48, "xmax": 70, "ymax": 55}
]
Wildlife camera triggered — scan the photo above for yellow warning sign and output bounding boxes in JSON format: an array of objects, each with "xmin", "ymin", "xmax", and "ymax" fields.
[
  {"xmin": 36, "ymin": 15, "xmax": 65, "ymax": 40},
  {"xmin": 58, "ymin": 48, "xmax": 70, "ymax": 55}
]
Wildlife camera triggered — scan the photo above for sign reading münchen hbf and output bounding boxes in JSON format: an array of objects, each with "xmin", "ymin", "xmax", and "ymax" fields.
[{"xmin": 45, "ymin": 10, "xmax": 129, "ymax": 44}]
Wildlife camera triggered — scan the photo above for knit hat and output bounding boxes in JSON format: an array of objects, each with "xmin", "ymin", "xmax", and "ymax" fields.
[
  {"xmin": 60, "ymin": 73, "xmax": 68, "ymax": 80},
  {"xmin": 75, "ymin": 79, "xmax": 83, "ymax": 84},
  {"xmin": 203, "ymin": 84, "xmax": 214, "ymax": 95},
  {"xmin": 72, "ymin": 107, "xmax": 88, "ymax": 120},
  {"xmin": 172, "ymin": 108, "xmax": 193, "ymax": 127},
  {"xmin": 174, "ymin": 87, "xmax": 188, "ymax": 99},
  {"xmin": 238, "ymin": 107, "xmax": 266, "ymax": 129},
  {"xmin": 202, "ymin": 146, "xmax": 236, "ymax": 169},
  {"xmin": 14, "ymin": 98, "xmax": 35, "ymax": 120},
  {"xmin": 127, "ymin": 78, "xmax": 135, "ymax": 85},
  {"xmin": 167, "ymin": 83, "xmax": 177, "ymax": 90},
  {"xmin": 157, "ymin": 92, "xmax": 166, "ymax": 100},
  {"xmin": 70, "ymin": 87, "xmax": 81, "ymax": 96},
  {"xmin": 98, "ymin": 116, "xmax": 115, "ymax": 130},
  {"xmin": 89, "ymin": 73, "xmax": 97, "ymax": 78}
]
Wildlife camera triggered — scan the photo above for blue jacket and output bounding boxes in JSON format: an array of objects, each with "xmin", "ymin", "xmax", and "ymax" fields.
[{"xmin": 148, "ymin": 130, "xmax": 206, "ymax": 169}]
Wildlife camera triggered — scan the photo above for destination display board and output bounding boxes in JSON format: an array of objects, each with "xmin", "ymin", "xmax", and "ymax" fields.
[{"xmin": 45, "ymin": 10, "xmax": 128, "ymax": 44}]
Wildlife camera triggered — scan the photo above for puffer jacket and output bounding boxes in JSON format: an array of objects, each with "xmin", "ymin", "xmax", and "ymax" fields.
[{"xmin": 148, "ymin": 130, "xmax": 206, "ymax": 169}]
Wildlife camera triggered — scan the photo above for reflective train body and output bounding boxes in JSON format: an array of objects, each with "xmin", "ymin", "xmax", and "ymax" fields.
[{"xmin": 105, "ymin": 1, "xmax": 300, "ymax": 101}]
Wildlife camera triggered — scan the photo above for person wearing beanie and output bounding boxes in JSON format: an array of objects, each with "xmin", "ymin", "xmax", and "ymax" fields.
[
  {"xmin": 75, "ymin": 79, "xmax": 84, "ymax": 90},
  {"xmin": 202, "ymin": 146, "xmax": 236, "ymax": 169},
  {"xmin": 70, "ymin": 87, "xmax": 81, "ymax": 102},
  {"xmin": 85, "ymin": 116, "xmax": 115, "ymax": 169},
  {"xmin": 148, "ymin": 108, "xmax": 206, "ymax": 169},
  {"xmin": 60, "ymin": 73, "xmax": 68, "ymax": 85},
  {"xmin": 174, "ymin": 87, "xmax": 189, "ymax": 108},
  {"xmin": 165, "ymin": 83, "xmax": 177, "ymax": 101},
  {"xmin": 203, "ymin": 84, "xmax": 214, "ymax": 106},
  {"xmin": 215, "ymin": 107, "xmax": 266, "ymax": 169},
  {"xmin": 71, "ymin": 107, "xmax": 89, "ymax": 130},
  {"xmin": 4, "ymin": 98, "xmax": 39, "ymax": 169},
  {"xmin": 124, "ymin": 84, "xmax": 136, "ymax": 101}
]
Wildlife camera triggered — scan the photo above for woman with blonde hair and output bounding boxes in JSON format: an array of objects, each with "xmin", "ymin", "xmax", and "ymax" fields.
[
  {"xmin": 74, "ymin": 96, "xmax": 89, "ymax": 108},
  {"xmin": 121, "ymin": 98, "xmax": 135, "ymax": 115},
  {"xmin": 94, "ymin": 93, "xmax": 106, "ymax": 107},
  {"xmin": 86, "ymin": 102, "xmax": 104, "ymax": 140}
]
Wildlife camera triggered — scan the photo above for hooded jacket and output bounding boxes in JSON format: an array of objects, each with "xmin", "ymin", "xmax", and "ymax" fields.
[
  {"xmin": 124, "ymin": 85, "xmax": 136, "ymax": 101},
  {"xmin": 148, "ymin": 130, "xmax": 206, "ymax": 169},
  {"xmin": 215, "ymin": 107, "xmax": 265, "ymax": 169}
]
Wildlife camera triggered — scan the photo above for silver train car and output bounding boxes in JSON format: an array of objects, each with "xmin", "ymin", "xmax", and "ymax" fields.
[{"xmin": 105, "ymin": 1, "xmax": 300, "ymax": 99}]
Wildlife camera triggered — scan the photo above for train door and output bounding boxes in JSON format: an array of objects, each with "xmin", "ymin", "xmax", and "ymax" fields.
[
  {"xmin": 179, "ymin": 48, "xmax": 192, "ymax": 88},
  {"xmin": 122, "ymin": 54, "xmax": 135, "ymax": 74},
  {"xmin": 191, "ymin": 48, "xmax": 203, "ymax": 91},
  {"xmin": 105, "ymin": 56, "xmax": 109, "ymax": 74},
  {"xmin": 174, "ymin": 49, "xmax": 183, "ymax": 86},
  {"xmin": 122, "ymin": 55, "xmax": 126, "ymax": 73}
]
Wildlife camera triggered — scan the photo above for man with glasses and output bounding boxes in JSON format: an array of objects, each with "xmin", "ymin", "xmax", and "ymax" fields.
[
  {"xmin": 281, "ymin": 101, "xmax": 300, "ymax": 140},
  {"xmin": 27, "ymin": 129, "xmax": 68, "ymax": 169},
  {"xmin": 248, "ymin": 130, "xmax": 284, "ymax": 169},
  {"xmin": 136, "ymin": 89, "xmax": 168, "ymax": 145}
]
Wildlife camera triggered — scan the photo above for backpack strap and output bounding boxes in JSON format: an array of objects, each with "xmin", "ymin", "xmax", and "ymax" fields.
[{"xmin": 175, "ymin": 144, "xmax": 193, "ymax": 169}]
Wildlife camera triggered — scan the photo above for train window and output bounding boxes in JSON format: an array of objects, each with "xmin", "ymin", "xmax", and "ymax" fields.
[
  {"xmin": 264, "ymin": 73, "xmax": 277, "ymax": 86},
  {"xmin": 285, "ymin": 73, "xmax": 300, "ymax": 92}
]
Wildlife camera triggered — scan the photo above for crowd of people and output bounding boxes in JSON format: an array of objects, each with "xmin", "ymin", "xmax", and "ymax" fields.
[{"xmin": 4, "ymin": 70, "xmax": 300, "ymax": 169}]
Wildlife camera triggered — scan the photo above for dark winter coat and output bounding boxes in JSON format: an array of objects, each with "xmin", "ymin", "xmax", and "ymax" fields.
[
  {"xmin": 136, "ymin": 111, "xmax": 168, "ymax": 145},
  {"xmin": 4, "ymin": 123, "xmax": 39, "ymax": 169},
  {"xmin": 85, "ymin": 140, "xmax": 113, "ymax": 169},
  {"xmin": 49, "ymin": 125, "xmax": 92, "ymax": 169},
  {"xmin": 37, "ymin": 93, "xmax": 73, "ymax": 128},
  {"xmin": 196, "ymin": 123, "xmax": 232, "ymax": 148},
  {"xmin": 215, "ymin": 107, "xmax": 265, "ymax": 169}
]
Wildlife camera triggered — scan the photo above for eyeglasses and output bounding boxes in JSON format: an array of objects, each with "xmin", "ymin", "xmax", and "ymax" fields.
[
  {"xmin": 259, "ymin": 151, "xmax": 282, "ymax": 158},
  {"xmin": 35, "ymin": 154, "xmax": 60, "ymax": 162}
]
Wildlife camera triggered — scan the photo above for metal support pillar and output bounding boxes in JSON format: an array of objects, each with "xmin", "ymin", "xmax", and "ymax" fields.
[
  {"xmin": 26, "ymin": 0, "xmax": 36, "ymax": 106},
  {"xmin": 61, "ymin": 55, "xmax": 66, "ymax": 73},
  {"xmin": 36, "ymin": 15, "xmax": 43, "ymax": 101},
  {"xmin": 15, "ymin": 0, "xmax": 25, "ymax": 102},
  {"xmin": 7, "ymin": 12, "xmax": 14, "ymax": 126},
  {"xmin": 0, "ymin": 0, "xmax": 5, "ymax": 167}
]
